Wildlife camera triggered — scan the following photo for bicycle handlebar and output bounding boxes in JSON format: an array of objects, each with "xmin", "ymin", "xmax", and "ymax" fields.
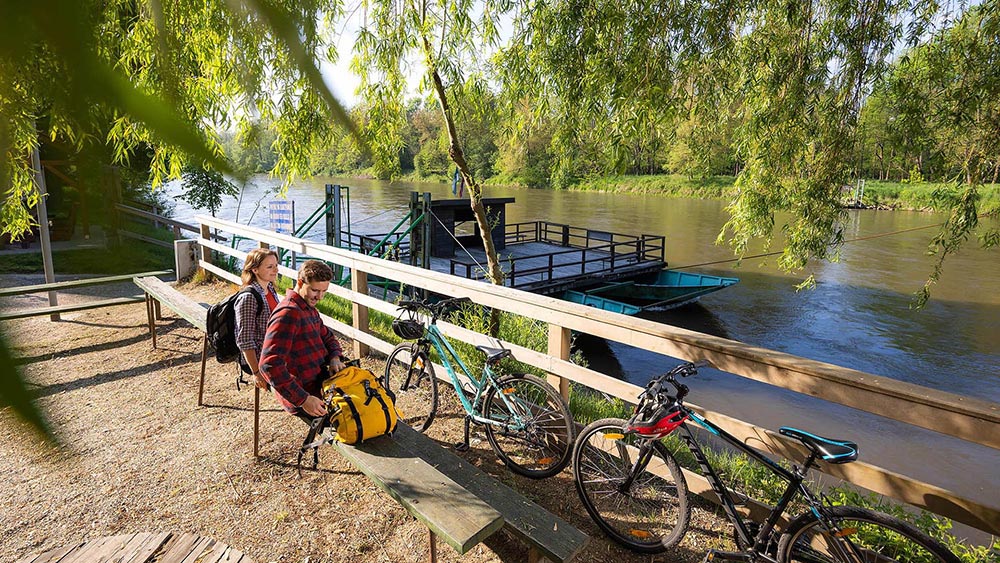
[
  {"xmin": 641, "ymin": 360, "xmax": 711, "ymax": 404},
  {"xmin": 397, "ymin": 296, "xmax": 472, "ymax": 320}
]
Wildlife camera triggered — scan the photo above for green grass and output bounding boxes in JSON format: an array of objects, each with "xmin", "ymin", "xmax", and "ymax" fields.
[
  {"xmin": 570, "ymin": 174, "xmax": 737, "ymax": 198},
  {"xmin": 0, "ymin": 245, "xmax": 174, "ymax": 275},
  {"xmin": 825, "ymin": 488, "xmax": 1000, "ymax": 563},
  {"xmin": 859, "ymin": 180, "xmax": 1000, "ymax": 212}
]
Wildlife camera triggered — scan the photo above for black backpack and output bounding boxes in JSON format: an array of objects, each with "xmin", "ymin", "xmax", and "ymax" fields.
[{"xmin": 206, "ymin": 287, "xmax": 265, "ymax": 364}]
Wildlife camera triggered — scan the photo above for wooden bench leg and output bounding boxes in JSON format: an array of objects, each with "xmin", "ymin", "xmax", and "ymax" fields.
[
  {"xmin": 153, "ymin": 299, "xmax": 162, "ymax": 320},
  {"xmin": 253, "ymin": 386, "xmax": 261, "ymax": 459},
  {"xmin": 145, "ymin": 295, "xmax": 157, "ymax": 349},
  {"xmin": 428, "ymin": 529, "xmax": 437, "ymax": 563},
  {"xmin": 527, "ymin": 547, "xmax": 543, "ymax": 563},
  {"xmin": 198, "ymin": 333, "xmax": 208, "ymax": 406}
]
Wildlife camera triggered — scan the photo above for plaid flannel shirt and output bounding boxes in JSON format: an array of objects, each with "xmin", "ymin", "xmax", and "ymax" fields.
[
  {"xmin": 233, "ymin": 280, "xmax": 279, "ymax": 356},
  {"xmin": 259, "ymin": 291, "xmax": 343, "ymax": 412}
]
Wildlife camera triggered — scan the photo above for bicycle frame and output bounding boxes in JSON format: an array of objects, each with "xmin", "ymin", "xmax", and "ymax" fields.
[
  {"xmin": 673, "ymin": 410, "xmax": 825, "ymax": 562},
  {"xmin": 418, "ymin": 323, "xmax": 531, "ymax": 431}
]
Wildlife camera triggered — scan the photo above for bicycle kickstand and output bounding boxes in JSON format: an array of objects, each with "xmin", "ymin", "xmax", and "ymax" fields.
[{"xmin": 454, "ymin": 415, "xmax": 473, "ymax": 452}]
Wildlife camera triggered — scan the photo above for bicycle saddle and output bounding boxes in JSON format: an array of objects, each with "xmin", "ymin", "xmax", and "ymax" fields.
[
  {"xmin": 779, "ymin": 427, "xmax": 859, "ymax": 464},
  {"xmin": 475, "ymin": 345, "xmax": 512, "ymax": 364}
]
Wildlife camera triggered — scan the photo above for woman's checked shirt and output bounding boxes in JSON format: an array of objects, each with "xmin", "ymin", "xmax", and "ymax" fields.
[{"xmin": 234, "ymin": 280, "xmax": 280, "ymax": 357}]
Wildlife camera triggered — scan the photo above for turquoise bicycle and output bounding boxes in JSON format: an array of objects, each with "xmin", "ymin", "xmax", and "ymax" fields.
[{"xmin": 384, "ymin": 297, "xmax": 575, "ymax": 479}]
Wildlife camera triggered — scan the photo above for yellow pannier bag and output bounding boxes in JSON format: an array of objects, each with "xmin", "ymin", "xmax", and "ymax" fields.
[{"xmin": 321, "ymin": 366, "xmax": 399, "ymax": 445}]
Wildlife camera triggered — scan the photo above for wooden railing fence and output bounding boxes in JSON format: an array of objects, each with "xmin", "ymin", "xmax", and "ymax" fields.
[{"xmin": 196, "ymin": 215, "xmax": 1000, "ymax": 536}]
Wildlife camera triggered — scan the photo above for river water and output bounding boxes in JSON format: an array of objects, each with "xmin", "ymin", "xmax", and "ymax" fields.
[{"xmin": 164, "ymin": 175, "xmax": 1000, "ymax": 535}]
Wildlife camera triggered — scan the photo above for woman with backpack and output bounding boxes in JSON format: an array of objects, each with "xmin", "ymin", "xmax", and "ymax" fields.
[{"xmin": 235, "ymin": 248, "xmax": 281, "ymax": 389}]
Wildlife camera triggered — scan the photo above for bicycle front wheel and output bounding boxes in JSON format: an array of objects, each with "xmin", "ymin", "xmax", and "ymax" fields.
[
  {"xmin": 573, "ymin": 418, "xmax": 690, "ymax": 553},
  {"xmin": 482, "ymin": 374, "xmax": 574, "ymax": 479},
  {"xmin": 383, "ymin": 343, "xmax": 438, "ymax": 432},
  {"xmin": 778, "ymin": 505, "xmax": 961, "ymax": 563}
]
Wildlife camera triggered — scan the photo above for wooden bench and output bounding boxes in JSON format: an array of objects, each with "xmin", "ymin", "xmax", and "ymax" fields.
[
  {"xmin": 133, "ymin": 276, "xmax": 270, "ymax": 459},
  {"xmin": 331, "ymin": 424, "xmax": 588, "ymax": 562},
  {"xmin": 330, "ymin": 426, "xmax": 504, "ymax": 561},
  {"xmin": 133, "ymin": 276, "xmax": 213, "ymax": 401},
  {"xmin": 0, "ymin": 270, "xmax": 171, "ymax": 321}
]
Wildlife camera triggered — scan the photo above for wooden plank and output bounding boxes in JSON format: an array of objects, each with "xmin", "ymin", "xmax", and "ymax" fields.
[
  {"xmin": 0, "ymin": 271, "xmax": 173, "ymax": 297},
  {"xmin": 156, "ymin": 532, "xmax": 203, "ymax": 563},
  {"xmin": 197, "ymin": 260, "xmax": 241, "ymax": 285},
  {"xmin": 120, "ymin": 532, "xmax": 178, "ymax": 563},
  {"xmin": 58, "ymin": 535, "xmax": 117, "ymax": 563},
  {"xmin": 396, "ymin": 424, "xmax": 588, "ymax": 562},
  {"xmin": 133, "ymin": 277, "xmax": 210, "ymax": 331},
  {"xmin": 13, "ymin": 543, "xmax": 79, "ymax": 563},
  {"xmin": 119, "ymin": 229, "xmax": 174, "ymax": 248},
  {"xmin": 190, "ymin": 539, "xmax": 233, "ymax": 563},
  {"xmin": 177, "ymin": 535, "xmax": 218, "ymax": 563},
  {"xmin": 66, "ymin": 533, "xmax": 137, "ymax": 562},
  {"xmin": 99, "ymin": 532, "xmax": 155, "ymax": 563},
  {"xmin": 116, "ymin": 204, "xmax": 199, "ymax": 232},
  {"xmin": 0, "ymin": 296, "xmax": 146, "ymax": 321},
  {"xmin": 330, "ymin": 432, "xmax": 504, "ymax": 554}
]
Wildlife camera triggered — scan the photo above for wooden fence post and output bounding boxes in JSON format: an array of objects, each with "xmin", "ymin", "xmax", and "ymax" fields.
[
  {"xmin": 199, "ymin": 223, "xmax": 211, "ymax": 276},
  {"xmin": 547, "ymin": 324, "xmax": 571, "ymax": 401},
  {"xmin": 351, "ymin": 268, "xmax": 370, "ymax": 359}
]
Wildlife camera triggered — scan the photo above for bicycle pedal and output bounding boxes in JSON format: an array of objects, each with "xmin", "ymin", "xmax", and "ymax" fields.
[{"xmin": 453, "ymin": 442, "xmax": 470, "ymax": 452}]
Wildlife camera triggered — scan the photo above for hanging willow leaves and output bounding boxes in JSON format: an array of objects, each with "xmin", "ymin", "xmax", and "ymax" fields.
[{"xmin": 0, "ymin": 0, "xmax": 362, "ymax": 442}]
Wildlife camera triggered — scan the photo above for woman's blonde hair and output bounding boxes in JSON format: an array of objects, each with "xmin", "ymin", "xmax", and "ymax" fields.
[{"xmin": 241, "ymin": 248, "xmax": 279, "ymax": 287}]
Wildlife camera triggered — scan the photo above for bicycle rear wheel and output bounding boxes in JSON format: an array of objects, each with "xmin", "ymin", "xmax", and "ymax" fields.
[
  {"xmin": 383, "ymin": 343, "xmax": 437, "ymax": 432},
  {"xmin": 778, "ymin": 505, "xmax": 961, "ymax": 563},
  {"xmin": 482, "ymin": 374, "xmax": 574, "ymax": 479},
  {"xmin": 573, "ymin": 418, "xmax": 690, "ymax": 554}
]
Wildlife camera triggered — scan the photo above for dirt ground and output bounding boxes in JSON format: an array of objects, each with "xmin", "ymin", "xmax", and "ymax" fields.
[{"xmin": 0, "ymin": 277, "xmax": 733, "ymax": 563}]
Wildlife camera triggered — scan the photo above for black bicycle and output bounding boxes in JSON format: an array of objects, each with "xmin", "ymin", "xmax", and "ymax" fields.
[{"xmin": 572, "ymin": 361, "xmax": 961, "ymax": 563}]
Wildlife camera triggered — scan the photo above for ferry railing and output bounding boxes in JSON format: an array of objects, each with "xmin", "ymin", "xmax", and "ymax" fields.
[
  {"xmin": 195, "ymin": 215, "xmax": 1000, "ymax": 536},
  {"xmin": 450, "ymin": 233, "xmax": 665, "ymax": 287},
  {"xmin": 509, "ymin": 221, "xmax": 666, "ymax": 260}
]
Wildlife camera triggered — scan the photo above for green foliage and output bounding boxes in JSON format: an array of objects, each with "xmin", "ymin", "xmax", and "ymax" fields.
[
  {"xmin": 825, "ymin": 488, "xmax": 1000, "ymax": 563},
  {"xmin": 0, "ymin": 331, "xmax": 54, "ymax": 442},
  {"xmin": 1, "ymin": 0, "xmax": 361, "ymax": 242},
  {"xmin": 178, "ymin": 165, "xmax": 239, "ymax": 217},
  {"xmin": 571, "ymin": 174, "xmax": 737, "ymax": 199},
  {"xmin": 569, "ymin": 387, "xmax": 630, "ymax": 426}
]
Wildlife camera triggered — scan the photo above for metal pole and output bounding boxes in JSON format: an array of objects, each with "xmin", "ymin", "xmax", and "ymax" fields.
[
  {"xmin": 30, "ymin": 142, "xmax": 60, "ymax": 321},
  {"xmin": 409, "ymin": 192, "xmax": 419, "ymax": 267},
  {"xmin": 325, "ymin": 184, "xmax": 335, "ymax": 247},
  {"xmin": 332, "ymin": 185, "xmax": 342, "ymax": 249}
]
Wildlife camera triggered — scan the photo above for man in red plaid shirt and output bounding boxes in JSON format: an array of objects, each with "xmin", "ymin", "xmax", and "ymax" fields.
[{"xmin": 260, "ymin": 260, "xmax": 345, "ymax": 420}]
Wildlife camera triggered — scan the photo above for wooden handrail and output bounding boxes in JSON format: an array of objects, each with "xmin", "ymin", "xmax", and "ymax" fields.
[
  {"xmin": 195, "ymin": 214, "xmax": 1000, "ymax": 534},
  {"xmin": 0, "ymin": 270, "xmax": 173, "ymax": 297},
  {"xmin": 116, "ymin": 204, "xmax": 199, "ymax": 232}
]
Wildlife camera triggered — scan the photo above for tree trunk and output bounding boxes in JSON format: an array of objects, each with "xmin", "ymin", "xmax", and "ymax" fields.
[{"xmin": 421, "ymin": 34, "xmax": 504, "ymax": 334}]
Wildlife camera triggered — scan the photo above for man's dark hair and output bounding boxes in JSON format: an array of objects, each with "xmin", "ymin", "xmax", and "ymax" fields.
[{"xmin": 298, "ymin": 259, "xmax": 334, "ymax": 284}]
